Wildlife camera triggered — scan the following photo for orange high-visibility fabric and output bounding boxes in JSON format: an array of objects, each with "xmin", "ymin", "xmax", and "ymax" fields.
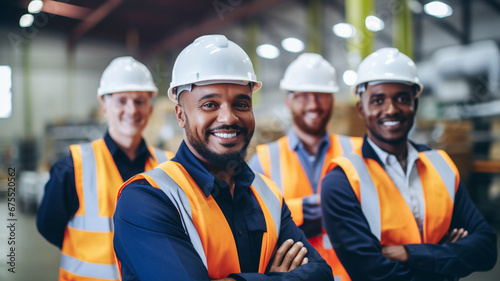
[
  {"xmin": 61, "ymin": 139, "xmax": 170, "ymax": 281},
  {"xmin": 327, "ymin": 149, "xmax": 457, "ymax": 279},
  {"xmin": 255, "ymin": 134, "xmax": 361, "ymax": 281},
  {"xmin": 255, "ymin": 134, "xmax": 361, "ymax": 226},
  {"xmin": 118, "ymin": 161, "xmax": 282, "ymax": 279}
]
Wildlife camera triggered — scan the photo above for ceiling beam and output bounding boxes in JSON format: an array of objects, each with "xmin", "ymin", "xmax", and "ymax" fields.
[
  {"xmin": 480, "ymin": 0, "xmax": 500, "ymax": 15},
  {"xmin": 140, "ymin": 0, "xmax": 290, "ymax": 58},
  {"xmin": 41, "ymin": 0, "xmax": 91, "ymax": 20},
  {"xmin": 69, "ymin": 0, "xmax": 124, "ymax": 46}
]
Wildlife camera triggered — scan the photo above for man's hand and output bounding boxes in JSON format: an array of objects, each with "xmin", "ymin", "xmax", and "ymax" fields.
[
  {"xmin": 441, "ymin": 228, "xmax": 468, "ymax": 244},
  {"xmin": 268, "ymin": 239, "xmax": 308, "ymax": 273},
  {"xmin": 381, "ymin": 245, "xmax": 409, "ymax": 263}
]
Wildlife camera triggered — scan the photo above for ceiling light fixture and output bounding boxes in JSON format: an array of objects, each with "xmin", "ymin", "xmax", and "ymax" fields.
[
  {"xmin": 28, "ymin": 0, "xmax": 44, "ymax": 13},
  {"xmin": 424, "ymin": 1, "xmax": 453, "ymax": 18},
  {"xmin": 257, "ymin": 44, "xmax": 280, "ymax": 59},
  {"xmin": 333, "ymin": 23, "xmax": 356, "ymax": 39},
  {"xmin": 365, "ymin": 15, "xmax": 384, "ymax": 32},
  {"xmin": 19, "ymin": 14, "xmax": 34, "ymax": 27},
  {"xmin": 281, "ymin": 37, "xmax": 304, "ymax": 53},
  {"xmin": 343, "ymin": 70, "xmax": 357, "ymax": 86}
]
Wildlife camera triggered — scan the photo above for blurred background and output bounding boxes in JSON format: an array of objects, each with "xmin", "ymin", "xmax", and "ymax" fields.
[{"xmin": 0, "ymin": 0, "xmax": 499, "ymax": 280}]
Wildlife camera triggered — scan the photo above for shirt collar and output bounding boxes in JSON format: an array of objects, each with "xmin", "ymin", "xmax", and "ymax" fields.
[
  {"xmin": 366, "ymin": 137, "xmax": 420, "ymax": 168},
  {"xmin": 286, "ymin": 129, "xmax": 330, "ymax": 152},
  {"xmin": 172, "ymin": 141, "xmax": 255, "ymax": 197},
  {"xmin": 103, "ymin": 131, "xmax": 151, "ymax": 160}
]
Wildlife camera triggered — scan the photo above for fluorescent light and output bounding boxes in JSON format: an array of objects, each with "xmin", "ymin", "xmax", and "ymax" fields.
[
  {"xmin": 28, "ymin": 0, "xmax": 44, "ymax": 13},
  {"xmin": 333, "ymin": 23, "xmax": 356, "ymax": 39},
  {"xmin": 19, "ymin": 14, "xmax": 34, "ymax": 27},
  {"xmin": 365, "ymin": 16, "xmax": 384, "ymax": 32},
  {"xmin": 257, "ymin": 44, "xmax": 280, "ymax": 59},
  {"xmin": 424, "ymin": 1, "xmax": 453, "ymax": 18},
  {"xmin": 281, "ymin": 38, "xmax": 304, "ymax": 53},
  {"xmin": 343, "ymin": 70, "xmax": 357, "ymax": 86},
  {"xmin": 0, "ymin": 66, "xmax": 12, "ymax": 118}
]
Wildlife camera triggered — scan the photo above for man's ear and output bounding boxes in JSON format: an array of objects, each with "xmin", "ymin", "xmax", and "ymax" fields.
[
  {"xmin": 175, "ymin": 104, "xmax": 186, "ymax": 129},
  {"xmin": 356, "ymin": 100, "xmax": 365, "ymax": 119},
  {"xmin": 284, "ymin": 93, "xmax": 292, "ymax": 110},
  {"xmin": 414, "ymin": 98, "xmax": 419, "ymax": 112},
  {"xmin": 99, "ymin": 96, "xmax": 107, "ymax": 118}
]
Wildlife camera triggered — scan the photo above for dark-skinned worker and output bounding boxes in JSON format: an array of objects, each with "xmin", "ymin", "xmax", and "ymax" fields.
[
  {"xmin": 249, "ymin": 53, "xmax": 361, "ymax": 280},
  {"xmin": 113, "ymin": 35, "xmax": 333, "ymax": 281},
  {"xmin": 321, "ymin": 47, "xmax": 497, "ymax": 280},
  {"xmin": 37, "ymin": 56, "xmax": 174, "ymax": 281}
]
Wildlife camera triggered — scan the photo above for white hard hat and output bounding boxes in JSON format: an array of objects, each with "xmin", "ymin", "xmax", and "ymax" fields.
[
  {"xmin": 97, "ymin": 56, "xmax": 158, "ymax": 97},
  {"xmin": 280, "ymin": 53, "xmax": 339, "ymax": 93},
  {"xmin": 167, "ymin": 34, "xmax": 262, "ymax": 103},
  {"xmin": 353, "ymin": 48, "xmax": 423, "ymax": 97}
]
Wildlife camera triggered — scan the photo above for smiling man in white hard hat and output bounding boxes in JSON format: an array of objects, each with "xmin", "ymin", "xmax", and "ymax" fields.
[
  {"xmin": 248, "ymin": 53, "xmax": 361, "ymax": 280},
  {"xmin": 37, "ymin": 56, "xmax": 174, "ymax": 281},
  {"xmin": 321, "ymin": 48, "xmax": 497, "ymax": 280},
  {"xmin": 113, "ymin": 35, "xmax": 333, "ymax": 281}
]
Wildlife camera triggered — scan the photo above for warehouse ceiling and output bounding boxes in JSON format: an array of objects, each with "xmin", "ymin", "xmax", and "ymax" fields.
[
  {"xmin": 0, "ymin": 0, "xmax": 291, "ymax": 57},
  {"xmin": 1, "ymin": 0, "xmax": 500, "ymax": 60}
]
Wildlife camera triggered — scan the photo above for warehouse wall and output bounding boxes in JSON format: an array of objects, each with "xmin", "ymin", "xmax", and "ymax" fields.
[{"xmin": 0, "ymin": 27, "xmax": 131, "ymax": 141}]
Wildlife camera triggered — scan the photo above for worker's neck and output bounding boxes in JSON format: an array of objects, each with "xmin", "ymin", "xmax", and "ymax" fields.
[
  {"xmin": 206, "ymin": 164, "xmax": 237, "ymax": 198},
  {"xmin": 293, "ymin": 126, "xmax": 325, "ymax": 156},
  {"xmin": 369, "ymin": 135, "xmax": 409, "ymax": 171},
  {"xmin": 109, "ymin": 130, "xmax": 142, "ymax": 161}
]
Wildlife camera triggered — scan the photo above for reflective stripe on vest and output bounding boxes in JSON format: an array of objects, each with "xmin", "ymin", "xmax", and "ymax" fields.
[
  {"xmin": 341, "ymin": 153, "xmax": 382, "ymax": 240},
  {"xmin": 266, "ymin": 134, "xmax": 355, "ymax": 192},
  {"xmin": 62, "ymin": 141, "xmax": 170, "ymax": 281},
  {"xmin": 67, "ymin": 143, "xmax": 115, "ymax": 232},
  {"xmin": 62, "ymin": 142, "xmax": 119, "ymax": 281},
  {"xmin": 341, "ymin": 150, "xmax": 456, "ymax": 241},
  {"xmin": 60, "ymin": 254, "xmax": 119, "ymax": 280},
  {"xmin": 153, "ymin": 147, "xmax": 169, "ymax": 164},
  {"xmin": 423, "ymin": 150, "xmax": 455, "ymax": 203},
  {"xmin": 259, "ymin": 134, "xmax": 360, "ymax": 281},
  {"xmin": 337, "ymin": 135, "xmax": 354, "ymax": 156},
  {"xmin": 135, "ymin": 162, "xmax": 281, "ymax": 278}
]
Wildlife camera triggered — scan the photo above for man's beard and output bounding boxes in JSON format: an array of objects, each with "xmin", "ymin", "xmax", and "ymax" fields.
[
  {"xmin": 185, "ymin": 117, "xmax": 254, "ymax": 168},
  {"xmin": 292, "ymin": 110, "xmax": 331, "ymax": 137}
]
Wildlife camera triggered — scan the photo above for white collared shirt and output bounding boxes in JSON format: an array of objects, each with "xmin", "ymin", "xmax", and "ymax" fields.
[{"xmin": 366, "ymin": 138, "xmax": 425, "ymax": 237}]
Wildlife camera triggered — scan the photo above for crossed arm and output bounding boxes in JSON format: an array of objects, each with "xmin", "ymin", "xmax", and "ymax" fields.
[
  {"xmin": 321, "ymin": 167, "xmax": 497, "ymax": 281},
  {"xmin": 114, "ymin": 181, "xmax": 333, "ymax": 281}
]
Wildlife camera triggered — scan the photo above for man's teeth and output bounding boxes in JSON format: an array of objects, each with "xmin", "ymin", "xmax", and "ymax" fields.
[
  {"xmin": 383, "ymin": 121, "xmax": 400, "ymax": 126},
  {"xmin": 214, "ymin": 132, "xmax": 237, "ymax": 138}
]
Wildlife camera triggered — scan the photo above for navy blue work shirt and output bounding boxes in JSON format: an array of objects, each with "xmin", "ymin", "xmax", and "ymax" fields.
[
  {"xmin": 321, "ymin": 137, "xmax": 497, "ymax": 280},
  {"xmin": 36, "ymin": 132, "xmax": 152, "ymax": 248},
  {"xmin": 113, "ymin": 141, "xmax": 333, "ymax": 281}
]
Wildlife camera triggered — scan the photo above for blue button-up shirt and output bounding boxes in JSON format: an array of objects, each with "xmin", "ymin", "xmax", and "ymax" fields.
[
  {"xmin": 249, "ymin": 129, "xmax": 330, "ymax": 193},
  {"xmin": 248, "ymin": 130, "xmax": 330, "ymax": 237},
  {"xmin": 114, "ymin": 141, "xmax": 333, "ymax": 281}
]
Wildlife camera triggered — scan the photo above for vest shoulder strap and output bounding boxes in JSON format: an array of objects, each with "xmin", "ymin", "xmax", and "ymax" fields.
[
  {"xmin": 142, "ymin": 165, "xmax": 208, "ymax": 269},
  {"xmin": 421, "ymin": 150, "xmax": 457, "ymax": 201},
  {"xmin": 339, "ymin": 153, "xmax": 382, "ymax": 241}
]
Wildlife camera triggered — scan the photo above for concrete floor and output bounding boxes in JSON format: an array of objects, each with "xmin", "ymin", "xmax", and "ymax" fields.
[{"xmin": 0, "ymin": 200, "xmax": 499, "ymax": 281}]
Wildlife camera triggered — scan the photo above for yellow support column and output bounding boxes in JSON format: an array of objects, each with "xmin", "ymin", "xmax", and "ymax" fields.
[
  {"xmin": 393, "ymin": 0, "xmax": 414, "ymax": 58},
  {"xmin": 307, "ymin": 0, "xmax": 322, "ymax": 54},
  {"xmin": 346, "ymin": 0, "xmax": 374, "ymax": 66}
]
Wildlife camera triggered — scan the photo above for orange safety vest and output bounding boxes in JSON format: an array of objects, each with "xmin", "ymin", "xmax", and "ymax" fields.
[
  {"xmin": 118, "ymin": 161, "xmax": 283, "ymax": 279},
  {"xmin": 254, "ymin": 134, "xmax": 362, "ymax": 281},
  {"xmin": 327, "ymin": 149, "xmax": 458, "ymax": 279},
  {"xmin": 60, "ymin": 139, "xmax": 173, "ymax": 281}
]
